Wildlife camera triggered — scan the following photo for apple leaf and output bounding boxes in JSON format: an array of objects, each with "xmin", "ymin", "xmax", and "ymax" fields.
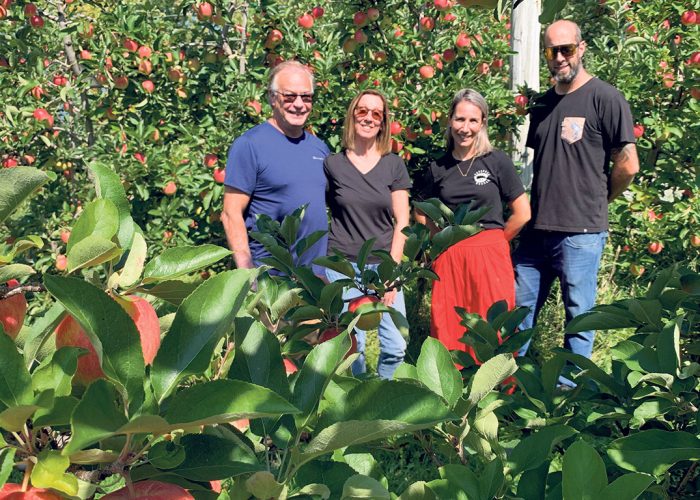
[
  {"xmin": 117, "ymin": 230, "xmax": 147, "ymax": 288},
  {"xmin": 66, "ymin": 235, "xmax": 121, "ymax": 273},
  {"xmin": 142, "ymin": 245, "xmax": 231, "ymax": 283},
  {"xmin": 0, "ymin": 166, "xmax": 50, "ymax": 224},
  {"xmin": 168, "ymin": 433, "xmax": 263, "ymax": 480},
  {"xmin": 507, "ymin": 425, "xmax": 578, "ymax": 476},
  {"xmin": 0, "ymin": 263, "xmax": 35, "ymax": 284},
  {"xmin": 342, "ymin": 475, "xmax": 391, "ymax": 500},
  {"xmin": 151, "ymin": 269, "xmax": 255, "ymax": 403},
  {"xmin": 562, "ymin": 440, "xmax": 607, "ymax": 500},
  {"xmin": 67, "ymin": 199, "xmax": 120, "ymax": 253},
  {"xmin": 31, "ymin": 450, "xmax": 79, "ymax": 496},
  {"xmin": 416, "ymin": 337, "xmax": 462, "ymax": 408},
  {"xmin": 44, "ymin": 275, "xmax": 145, "ymax": 405},
  {"xmin": 31, "ymin": 346, "xmax": 81, "ymax": 397},
  {"xmin": 0, "ymin": 332, "xmax": 33, "ymax": 408},
  {"xmin": 89, "ymin": 162, "xmax": 136, "ymax": 251},
  {"xmin": 165, "ymin": 379, "xmax": 299, "ymax": 427},
  {"xmin": 607, "ymin": 429, "xmax": 700, "ymax": 476},
  {"xmin": 0, "ymin": 447, "xmax": 16, "ymax": 489}
]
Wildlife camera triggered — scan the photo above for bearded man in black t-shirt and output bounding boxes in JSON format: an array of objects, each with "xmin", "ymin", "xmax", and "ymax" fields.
[{"xmin": 513, "ymin": 20, "xmax": 639, "ymax": 381}]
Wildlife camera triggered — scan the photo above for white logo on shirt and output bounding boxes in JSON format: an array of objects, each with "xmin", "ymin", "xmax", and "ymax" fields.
[
  {"xmin": 312, "ymin": 156, "xmax": 325, "ymax": 160},
  {"xmin": 473, "ymin": 170, "xmax": 490, "ymax": 185}
]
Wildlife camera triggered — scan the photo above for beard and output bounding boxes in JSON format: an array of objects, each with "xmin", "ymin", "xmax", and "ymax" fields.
[{"xmin": 550, "ymin": 58, "xmax": 580, "ymax": 84}]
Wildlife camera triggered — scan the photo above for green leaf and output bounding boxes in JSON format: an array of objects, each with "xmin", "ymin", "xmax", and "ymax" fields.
[
  {"xmin": 0, "ymin": 333, "xmax": 33, "ymax": 407},
  {"xmin": 245, "ymin": 471, "xmax": 284, "ymax": 499},
  {"xmin": 151, "ymin": 269, "xmax": 255, "ymax": 403},
  {"xmin": 341, "ymin": 475, "xmax": 390, "ymax": 499},
  {"xmin": 598, "ymin": 473, "xmax": 654, "ymax": 500},
  {"xmin": 291, "ymin": 329, "xmax": 352, "ymax": 429},
  {"xmin": 467, "ymin": 354, "xmax": 517, "ymax": 409},
  {"xmin": 553, "ymin": 351, "xmax": 626, "ymax": 396},
  {"xmin": 656, "ymin": 319, "xmax": 681, "ymax": 375},
  {"xmin": 437, "ymin": 465, "xmax": 480, "ymax": 500},
  {"xmin": 0, "ymin": 447, "xmax": 16, "ymax": 488},
  {"xmin": 31, "ymin": 347, "xmax": 81, "ymax": 397},
  {"xmin": 138, "ymin": 280, "xmax": 201, "ymax": 306},
  {"xmin": 355, "ymin": 238, "xmax": 377, "ymax": 272},
  {"xmin": 66, "ymin": 235, "xmax": 121, "ymax": 272},
  {"xmin": 67, "ymin": 199, "xmax": 120, "ymax": 253},
  {"xmin": 0, "ymin": 405, "xmax": 40, "ymax": 431},
  {"xmin": 89, "ymin": 162, "xmax": 136, "ymax": 251},
  {"xmin": 429, "ymin": 225, "xmax": 481, "ymax": 259},
  {"xmin": 0, "ymin": 167, "xmax": 50, "ymax": 224},
  {"xmin": 416, "ymin": 337, "xmax": 462, "ymax": 407},
  {"xmin": 0, "ymin": 263, "xmax": 35, "ymax": 283},
  {"xmin": 314, "ymin": 255, "xmax": 355, "ymax": 279},
  {"xmin": 229, "ymin": 318, "xmax": 291, "ymax": 399},
  {"xmin": 565, "ymin": 308, "xmax": 638, "ymax": 333},
  {"xmin": 33, "ymin": 396, "xmax": 78, "ymax": 427},
  {"xmin": 562, "ymin": 441, "xmax": 607, "ymax": 500},
  {"xmin": 540, "ymin": 0, "xmax": 568, "ymax": 24},
  {"xmin": 165, "ymin": 379, "xmax": 299, "ymax": 426},
  {"xmin": 30, "ymin": 450, "xmax": 79, "ymax": 496},
  {"xmin": 149, "ymin": 441, "xmax": 186, "ymax": 470},
  {"xmin": 22, "ymin": 302, "xmax": 65, "ymax": 367},
  {"xmin": 171, "ymin": 433, "xmax": 262, "ymax": 480},
  {"xmin": 479, "ymin": 457, "xmax": 505, "ymax": 499},
  {"xmin": 607, "ymin": 430, "xmax": 700, "ymax": 476},
  {"xmin": 507, "ymin": 425, "xmax": 577, "ymax": 476},
  {"xmin": 44, "ymin": 275, "xmax": 145, "ymax": 405},
  {"xmin": 396, "ymin": 481, "xmax": 437, "ymax": 500},
  {"xmin": 143, "ymin": 245, "xmax": 232, "ymax": 283},
  {"xmin": 118, "ymin": 231, "xmax": 147, "ymax": 288},
  {"xmin": 63, "ymin": 379, "xmax": 128, "ymax": 456}
]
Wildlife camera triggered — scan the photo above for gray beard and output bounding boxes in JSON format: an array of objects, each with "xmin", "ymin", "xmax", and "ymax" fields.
[{"xmin": 551, "ymin": 62, "xmax": 579, "ymax": 84}]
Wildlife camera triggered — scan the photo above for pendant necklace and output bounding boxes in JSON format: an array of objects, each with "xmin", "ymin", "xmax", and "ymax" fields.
[{"xmin": 456, "ymin": 154, "xmax": 478, "ymax": 177}]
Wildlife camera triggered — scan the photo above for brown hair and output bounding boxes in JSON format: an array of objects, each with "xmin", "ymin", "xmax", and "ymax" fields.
[
  {"xmin": 341, "ymin": 90, "xmax": 391, "ymax": 155},
  {"xmin": 445, "ymin": 88, "xmax": 493, "ymax": 157}
]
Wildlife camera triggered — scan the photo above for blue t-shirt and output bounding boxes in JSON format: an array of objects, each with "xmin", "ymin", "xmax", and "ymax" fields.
[{"xmin": 225, "ymin": 121, "xmax": 330, "ymax": 268}]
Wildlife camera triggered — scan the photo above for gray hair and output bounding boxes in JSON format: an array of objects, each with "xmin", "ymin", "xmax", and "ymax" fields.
[{"xmin": 267, "ymin": 61, "xmax": 315, "ymax": 104}]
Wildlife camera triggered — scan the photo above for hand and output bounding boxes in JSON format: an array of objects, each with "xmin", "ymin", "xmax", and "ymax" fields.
[{"xmin": 382, "ymin": 289, "xmax": 397, "ymax": 308}]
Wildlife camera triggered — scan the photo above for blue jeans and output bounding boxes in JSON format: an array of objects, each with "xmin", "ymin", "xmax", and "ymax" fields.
[
  {"xmin": 325, "ymin": 263, "xmax": 407, "ymax": 379},
  {"xmin": 513, "ymin": 230, "xmax": 607, "ymax": 362}
]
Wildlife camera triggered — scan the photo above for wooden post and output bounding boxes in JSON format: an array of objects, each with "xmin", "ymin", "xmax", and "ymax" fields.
[{"xmin": 510, "ymin": 0, "xmax": 541, "ymax": 188}]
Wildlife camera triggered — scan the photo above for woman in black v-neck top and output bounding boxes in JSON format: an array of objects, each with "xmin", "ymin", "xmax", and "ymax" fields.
[
  {"xmin": 324, "ymin": 90, "xmax": 411, "ymax": 380},
  {"xmin": 415, "ymin": 88, "xmax": 531, "ymax": 366}
]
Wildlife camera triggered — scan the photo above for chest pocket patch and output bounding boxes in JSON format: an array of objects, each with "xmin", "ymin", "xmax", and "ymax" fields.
[
  {"xmin": 561, "ymin": 117, "xmax": 586, "ymax": 144},
  {"xmin": 473, "ymin": 169, "xmax": 490, "ymax": 185}
]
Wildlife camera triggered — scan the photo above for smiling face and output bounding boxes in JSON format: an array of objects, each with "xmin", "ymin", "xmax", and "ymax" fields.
[
  {"xmin": 544, "ymin": 20, "xmax": 585, "ymax": 85},
  {"xmin": 269, "ymin": 67, "xmax": 314, "ymax": 137},
  {"xmin": 449, "ymin": 100, "xmax": 484, "ymax": 158},
  {"xmin": 352, "ymin": 93, "xmax": 385, "ymax": 143}
]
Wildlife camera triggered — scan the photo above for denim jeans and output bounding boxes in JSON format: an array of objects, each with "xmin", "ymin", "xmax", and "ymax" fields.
[
  {"xmin": 513, "ymin": 230, "xmax": 608, "ymax": 363},
  {"xmin": 325, "ymin": 262, "xmax": 407, "ymax": 380}
]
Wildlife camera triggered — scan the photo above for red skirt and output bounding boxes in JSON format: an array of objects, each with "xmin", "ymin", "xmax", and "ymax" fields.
[{"xmin": 430, "ymin": 229, "xmax": 515, "ymax": 364}]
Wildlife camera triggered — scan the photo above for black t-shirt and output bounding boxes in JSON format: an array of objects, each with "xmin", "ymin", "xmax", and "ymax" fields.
[
  {"xmin": 416, "ymin": 149, "xmax": 525, "ymax": 229},
  {"xmin": 325, "ymin": 152, "xmax": 412, "ymax": 262},
  {"xmin": 526, "ymin": 77, "xmax": 636, "ymax": 232}
]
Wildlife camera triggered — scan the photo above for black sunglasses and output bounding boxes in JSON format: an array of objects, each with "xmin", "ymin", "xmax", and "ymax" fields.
[
  {"xmin": 273, "ymin": 91, "xmax": 313, "ymax": 104},
  {"xmin": 544, "ymin": 43, "xmax": 579, "ymax": 60}
]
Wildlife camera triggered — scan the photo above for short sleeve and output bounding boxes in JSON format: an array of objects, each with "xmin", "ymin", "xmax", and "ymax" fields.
[
  {"xmin": 599, "ymin": 88, "xmax": 636, "ymax": 149},
  {"xmin": 389, "ymin": 155, "xmax": 412, "ymax": 191},
  {"xmin": 224, "ymin": 136, "xmax": 257, "ymax": 194},
  {"xmin": 494, "ymin": 152, "xmax": 525, "ymax": 202}
]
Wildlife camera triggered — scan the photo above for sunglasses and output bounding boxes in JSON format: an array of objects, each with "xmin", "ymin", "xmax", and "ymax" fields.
[
  {"xmin": 544, "ymin": 43, "xmax": 579, "ymax": 60},
  {"xmin": 274, "ymin": 91, "xmax": 313, "ymax": 104},
  {"xmin": 354, "ymin": 106, "xmax": 384, "ymax": 122}
]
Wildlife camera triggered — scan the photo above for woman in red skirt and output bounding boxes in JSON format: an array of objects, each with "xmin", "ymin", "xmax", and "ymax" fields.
[{"xmin": 416, "ymin": 89, "xmax": 531, "ymax": 363}]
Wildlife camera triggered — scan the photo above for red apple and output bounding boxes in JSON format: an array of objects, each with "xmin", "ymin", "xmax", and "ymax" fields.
[
  {"xmin": 420, "ymin": 16, "xmax": 435, "ymax": 31},
  {"xmin": 629, "ymin": 263, "xmax": 645, "ymax": 277},
  {"xmin": 434, "ymin": 0, "xmax": 451, "ymax": 10},
  {"xmin": 690, "ymin": 235, "xmax": 700, "ymax": 247},
  {"xmin": 163, "ymin": 181, "xmax": 177, "ymax": 196},
  {"xmin": 690, "ymin": 88, "xmax": 700, "ymax": 100},
  {"xmin": 79, "ymin": 49, "xmax": 92, "ymax": 60},
  {"xmin": 55, "ymin": 315, "xmax": 106, "ymax": 384},
  {"xmin": 0, "ymin": 5, "xmax": 7, "ymax": 18},
  {"xmin": 0, "ymin": 483, "xmax": 63, "ymax": 499},
  {"xmin": 141, "ymin": 80, "xmax": 155, "ymax": 93},
  {"xmin": 318, "ymin": 328, "xmax": 358, "ymax": 358},
  {"xmin": 213, "ymin": 168, "xmax": 225, "ymax": 184},
  {"xmin": 264, "ymin": 29, "xmax": 283, "ymax": 49},
  {"xmin": 391, "ymin": 139, "xmax": 403, "ymax": 153},
  {"xmin": 515, "ymin": 94, "xmax": 529, "ymax": 107},
  {"xmin": 29, "ymin": 14, "xmax": 44, "ymax": 28},
  {"xmin": 283, "ymin": 358, "xmax": 298, "ymax": 374},
  {"xmin": 443, "ymin": 48, "xmax": 457, "ymax": 63},
  {"xmin": 0, "ymin": 279, "xmax": 27, "ymax": 339},
  {"xmin": 680, "ymin": 10, "xmax": 698, "ymax": 25},
  {"xmin": 456, "ymin": 32, "xmax": 471, "ymax": 49},
  {"xmin": 390, "ymin": 121, "xmax": 402, "ymax": 135},
  {"xmin": 353, "ymin": 11, "xmax": 368, "ymax": 26},
  {"xmin": 311, "ymin": 6, "xmax": 324, "ymax": 18},
  {"xmin": 30, "ymin": 85, "xmax": 45, "ymax": 99},
  {"xmin": 113, "ymin": 75, "xmax": 129, "ymax": 89},
  {"xmin": 204, "ymin": 153, "xmax": 218, "ymax": 168},
  {"xmin": 33, "ymin": 108, "xmax": 53, "ymax": 127},
  {"xmin": 688, "ymin": 52, "xmax": 700, "ymax": 67},
  {"xmin": 633, "ymin": 123, "xmax": 644, "ymax": 138},
  {"xmin": 348, "ymin": 295, "xmax": 381, "ymax": 330},
  {"xmin": 167, "ymin": 68, "xmax": 185, "ymax": 83},
  {"xmin": 419, "ymin": 65, "xmax": 435, "ymax": 79},
  {"xmin": 116, "ymin": 295, "xmax": 161, "ymax": 365},
  {"xmin": 23, "ymin": 3, "xmax": 37, "ymax": 16},
  {"xmin": 55, "ymin": 254, "xmax": 67, "ymax": 271},
  {"xmin": 298, "ymin": 13, "xmax": 314, "ymax": 29},
  {"xmin": 133, "ymin": 152, "xmax": 146, "ymax": 164},
  {"xmin": 647, "ymin": 241, "xmax": 664, "ymax": 255},
  {"xmin": 138, "ymin": 59, "xmax": 153, "ymax": 75},
  {"xmin": 195, "ymin": 2, "xmax": 213, "ymax": 19},
  {"xmin": 101, "ymin": 480, "xmax": 194, "ymax": 500},
  {"xmin": 367, "ymin": 7, "xmax": 380, "ymax": 21},
  {"xmin": 444, "ymin": 12, "xmax": 457, "ymax": 22},
  {"xmin": 60, "ymin": 229, "xmax": 71, "ymax": 244},
  {"xmin": 354, "ymin": 29, "xmax": 368, "ymax": 44},
  {"xmin": 2, "ymin": 157, "xmax": 18, "ymax": 168},
  {"xmin": 52, "ymin": 74, "xmax": 67, "ymax": 86},
  {"xmin": 137, "ymin": 45, "xmax": 152, "ymax": 58},
  {"xmin": 123, "ymin": 38, "xmax": 139, "ymax": 52}
]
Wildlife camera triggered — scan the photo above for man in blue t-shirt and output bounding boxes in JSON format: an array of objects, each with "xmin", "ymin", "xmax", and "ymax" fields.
[{"xmin": 222, "ymin": 61, "xmax": 330, "ymax": 272}]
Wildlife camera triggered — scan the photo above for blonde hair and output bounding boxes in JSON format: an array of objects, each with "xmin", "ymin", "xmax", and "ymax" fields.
[
  {"xmin": 341, "ymin": 90, "xmax": 391, "ymax": 156},
  {"xmin": 445, "ymin": 88, "xmax": 493, "ymax": 157}
]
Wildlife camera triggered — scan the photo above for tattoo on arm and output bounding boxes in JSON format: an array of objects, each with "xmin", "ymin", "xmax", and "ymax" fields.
[{"xmin": 611, "ymin": 143, "xmax": 634, "ymax": 165}]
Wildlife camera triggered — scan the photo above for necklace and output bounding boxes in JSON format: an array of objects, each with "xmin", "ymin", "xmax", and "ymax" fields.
[{"xmin": 456, "ymin": 154, "xmax": 478, "ymax": 177}]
